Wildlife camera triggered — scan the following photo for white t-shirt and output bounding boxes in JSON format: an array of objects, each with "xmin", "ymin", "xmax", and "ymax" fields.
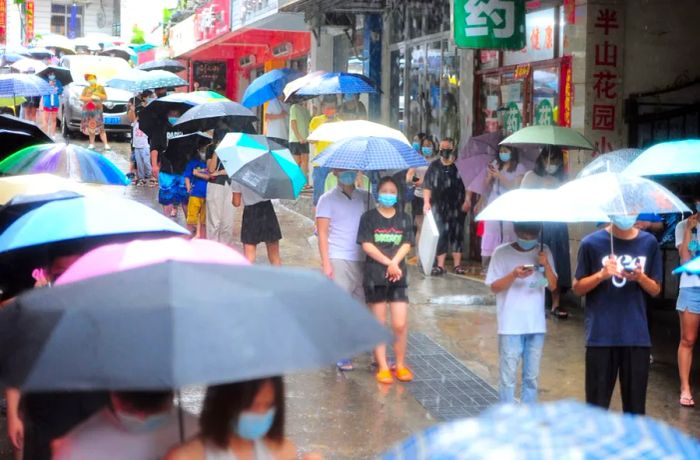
[
  {"xmin": 316, "ymin": 186, "xmax": 373, "ymax": 261},
  {"xmin": 675, "ymin": 218, "xmax": 700, "ymax": 288},
  {"xmin": 132, "ymin": 120, "xmax": 149, "ymax": 149},
  {"xmin": 52, "ymin": 407, "xmax": 199, "ymax": 460},
  {"xmin": 231, "ymin": 180, "xmax": 265, "ymax": 206},
  {"xmin": 265, "ymin": 99, "xmax": 289, "ymax": 140},
  {"xmin": 485, "ymin": 242, "xmax": 556, "ymax": 335}
]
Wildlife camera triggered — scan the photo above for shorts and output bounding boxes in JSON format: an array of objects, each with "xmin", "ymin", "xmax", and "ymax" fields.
[
  {"xmin": 677, "ymin": 287, "xmax": 700, "ymax": 314},
  {"xmin": 412, "ymin": 195, "xmax": 424, "ymax": 217},
  {"xmin": 364, "ymin": 284, "xmax": 409, "ymax": 303},
  {"xmin": 289, "ymin": 142, "xmax": 309, "ymax": 156},
  {"xmin": 23, "ymin": 96, "xmax": 41, "ymax": 108},
  {"xmin": 241, "ymin": 200, "xmax": 282, "ymax": 245},
  {"xmin": 158, "ymin": 172, "xmax": 188, "ymax": 206},
  {"xmin": 186, "ymin": 196, "xmax": 206, "ymax": 225},
  {"xmin": 44, "ymin": 106, "xmax": 59, "ymax": 113},
  {"xmin": 330, "ymin": 259, "xmax": 365, "ymax": 303}
]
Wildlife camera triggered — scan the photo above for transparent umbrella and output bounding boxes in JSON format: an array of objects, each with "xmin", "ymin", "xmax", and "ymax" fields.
[
  {"xmin": 624, "ymin": 139, "xmax": 700, "ymax": 176},
  {"xmin": 577, "ymin": 148, "xmax": 642, "ymax": 178}
]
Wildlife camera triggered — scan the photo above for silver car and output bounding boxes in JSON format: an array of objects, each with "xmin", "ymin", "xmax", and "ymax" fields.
[{"xmin": 59, "ymin": 55, "xmax": 133, "ymax": 138}]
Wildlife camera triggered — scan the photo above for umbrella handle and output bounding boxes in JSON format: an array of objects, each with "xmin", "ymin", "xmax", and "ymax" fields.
[{"xmin": 177, "ymin": 390, "xmax": 185, "ymax": 442}]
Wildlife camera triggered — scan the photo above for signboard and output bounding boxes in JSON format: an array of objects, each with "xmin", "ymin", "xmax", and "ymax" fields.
[
  {"xmin": 503, "ymin": 101, "xmax": 522, "ymax": 134},
  {"xmin": 503, "ymin": 8, "xmax": 556, "ymax": 66},
  {"xmin": 453, "ymin": 0, "xmax": 525, "ymax": 49},
  {"xmin": 25, "ymin": 0, "xmax": 35, "ymax": 44},
  {"xmin": 193, "ymin": 0, "xmax": 230, "ymax": 43},
  {"xmin": 0, "ymin": 0, "xmax": 6, "ymax": 44},
  {"xmin": 193, "ymin": 61, "xmax": 227, "ymax": 94},
  {"xmin": 559, "ymin": 56, "xmax": 572, "ymax": 127},
  {"xmin": 534, "ymin": 99, "xmax": 553, "ymax": 125}
]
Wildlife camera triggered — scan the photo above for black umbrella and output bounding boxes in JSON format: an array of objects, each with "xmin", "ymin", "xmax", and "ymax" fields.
[
  {"xmin": 0, "ymin": 129, "xmax": 53, "ymax": 161},
  {"xmin": 162, "ymin": 131, "xmax": 212, "ymax": 175},
  {"xmin": 36, "ymin": 65, "xmax": 73, "ymax": 86},
  {"xmin": 174, "ymin": 101, "xmax": 257, "ymax": 133},
  {"xmin": 0, "ymin": 114, "xmax": 51, "ymax": 141},
  {"xmin": 137, "ymin": 59, "xmax": 186, "ymax": 73},
  {"xmin": 0, "ymin": 261, "xmax": 389, "ymax": 390}
]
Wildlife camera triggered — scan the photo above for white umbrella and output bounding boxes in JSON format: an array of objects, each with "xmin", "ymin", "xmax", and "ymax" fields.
[
  {"xmin": 307, "ymin": 120, "xmax": 411, "ymax": 146},
  {"xmin": 283, "ymin": 70, "xmax": 326, "ymax": 101},
  {"xmin": 9, "ymin": 58, "xmax": 47, "ymax": 74}
]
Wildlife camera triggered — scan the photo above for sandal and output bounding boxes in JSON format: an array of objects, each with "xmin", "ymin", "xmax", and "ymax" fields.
[
  {"xmin": 550, "ymin": 306, "xmax": 569, "ymax": 319},
  {"xmin": 376, "ymin": 369, "xmax": 394, "ymax": 384},
  {"xmin": 454, "ymin": 265, "xmax": 466, "ymax": 275},
  {"xmin": 394, "ymin": 367, "xmax": 414, "ymax": 382},
  {"xmin": 336, "ymin": 359, "xmax": 354, "ymax": 372},
  {"xmin": 431, "ymin": 266, "xmax": 445, "ymax": 276},
  {"xmin": 680, "ymin": 395, "xmax": 695, "ymax": 408}
]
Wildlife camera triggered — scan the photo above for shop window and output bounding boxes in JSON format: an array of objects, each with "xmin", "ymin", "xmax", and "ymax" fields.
[
  {"xmin": 478, "ymin": 74, "xmax": 501, "ymax": 134},
  {"xmin": 532, "ymin": 67, "xmax": 560, "ymax": 126},
  {"xmin": 389, "ymin": 6, "xmax": 405, "ymax": 44},
  {"xmin": 407, "ymin": 0, "xmax": 450, "ymax": 39},
  {"xmin": 389, "ymin": 49, "xmax": 405, "ymax": 132},
  {"xmin": 426, "ymin": 41, "xmax": 442, "ymax": 136},
  {"xmin": 407, "ymin": 44, "xmax": 426, "ymax": 139},
  {"xmin": 441, "ymin": 40, "xmax": 460, "ymax": 143},
  {"xmin": 51, "ymin": 3, "xmax": 84, "ymax": 38}
]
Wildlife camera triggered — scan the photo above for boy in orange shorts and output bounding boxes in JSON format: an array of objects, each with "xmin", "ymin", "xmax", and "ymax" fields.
[{"xmin": 184, "ymin": 151, "xmax": 210, "ymax": 238}]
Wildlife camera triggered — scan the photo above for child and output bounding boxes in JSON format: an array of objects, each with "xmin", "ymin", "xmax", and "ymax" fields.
[
  {"xmin": 130, "ymin": 103, "xmax": 152, "ymax": 186},
  {"xmin": 231, "ymin": 182, "xmax": 282, "ymax": 265},
  {"xmin": 485, "ymin": 222, "xmax": 557, "ymax": 403},
  {"xmin": 184, "ymin": 148, "xmax": 210, "ymax": 238}
]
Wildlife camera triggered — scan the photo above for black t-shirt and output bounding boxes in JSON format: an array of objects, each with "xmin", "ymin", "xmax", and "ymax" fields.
[
  {"xmin": 423, "ymin": 161, "xmax": 465, "ymax": 211},
  {"xmin": 357, "ymin": 209, "xmax": 414, "ymax": 287}
]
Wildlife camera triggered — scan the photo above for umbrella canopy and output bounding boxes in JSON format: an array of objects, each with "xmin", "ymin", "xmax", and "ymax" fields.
[
  {"xmin": 36, "ymin": 65, "xmax": 73, "ymax": 86},
  {"xmin": 0, "ymin": 114, "xmax": 52, "ymax": 142},
  {"xmin": 242, "ymin": 68, "xmax": 300, "ymax": 108},
  {"xmin": 501, "ymin": 125, "xmax": 595, "ymax": 150},
  {"xmin": 0, "ymin": 143, "xmax": 129, "ymax": 186},
  {"xmin": 0, "ymin": 129, "xmax": 53, "ymax": 161},
  {"xmin": 380, "ymin": 400, "xmax": 700, "ymax": 460},
  {"xmin": 0, "ymin": 173, "xmax": 107, "ymax": 205},
  {"xmin": 137, "ymin": 59, "xmax": 187, "ymax": 73},
  {"xmin": 558, "ymin": 172, "xmax": 690, "ymax": 216},
  {"xmin": 106, "ymin": 69, "xmax": 187, "ymax": 93},
  {"xmin": 624, "ymin": 139, "xmax": 700, "ymax": 177},
  {"xmin": 99, "ymin": 45, "xmax": 137, "ymax": 61},
  {"xmin": 476, "ymin": 188, "xmax": 610, "ymax": 223},
  {"xmin": 0, "ymin": 74, "xmax": 52, "ymax": 97},
  {"xmin": 0, "ymin": 191, "xmax": 82, "ymax": 232},
  {"xmin": 9, "ymin": 58, "xmax": 47, "ymax": 74},
  {"xmin": 216, "ymin": 133, "xmax": 306, "ymax": 199},
  {"xmin": 674, "ymin": 255, "xmax": 700, "ymax": 276},
  {"xmin": 174, "ymin": 100, "xmax": 257, "ymax": 133},
  {"xmin": 162, "ymin": 132, "xmax": 212, "ymax": 175},
  {"xmin": 37, "ymin": 34, "xmax": 76, "ymax": 55},
  {"xmin": 577, "ymin": 148, "xmax": 643, "ymax": 178},
  {"xmin": 26, "ymin": 48, "xmax": 54, "ymax": 60},
  {"xmin": 0, "ymin": 259, "xmax": 388, "ymax": 391},
  {"xmin": 290, "ymin": 72, "xmax": 378, "ymax": 99},
  {"xmin": 283, "ymin": 70, "xmax": 327, "ymax": 102},
  {"xmin": 307, "ymin": 120, "xmax": 411, "ymax": 145},
  {"xmin": 314, "ymin": 136, "xmax": 428, "ymax": 171},
  {"xmin": 139, "ymin": 90, "xmax": 230, "ymax": 121}
]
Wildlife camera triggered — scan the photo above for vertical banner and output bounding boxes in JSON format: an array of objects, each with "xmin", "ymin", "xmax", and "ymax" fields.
[
  {"xmin": 0, "ymin": 0, "xmax": 6, "ymax": 44},
  {"xmin": 68, "ymin": 3, "xmax": 78, "ymax": 39},
  {"xmin": 25, "ymin": 0, "xmax": 35, "ymax": 44},
  {"xmin": 453, "ymin": 0, "xmax": 526, "ymax": 49},
  {"xmin": 564, "ymin": 0, "xmax": 576, "ymax": 25},
  {"xmin": 559, "ymin": 55, "xmax": 572, "ymax": 127}
]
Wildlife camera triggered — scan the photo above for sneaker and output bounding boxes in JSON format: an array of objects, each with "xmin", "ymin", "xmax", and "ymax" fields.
[
  {"xmin": 136, "ymin": 179, "xmax": 146, "ymax": 186},
  {"xmin": 336, "ymin": 359, "xmax": 353, "ymax": 371},
  {"xmin": 87, "ymin": 144, "xmax": 95, "ymax": 149},
  {"xmin": 104, "ymin": 144, "xmax": 112, "ymax": 151}
]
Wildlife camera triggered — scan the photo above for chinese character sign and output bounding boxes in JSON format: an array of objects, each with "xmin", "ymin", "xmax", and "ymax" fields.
[
  {"xmin": 25, "ymin": 0, "xmax": 35, "ymax": 44},
  {"xmin": 535, "ymin": 99, "xmax": 554, "ymax": 126},
  {"xmin": 0, "ymin": 0, "xmax": 6, "ymax": 44},
  {"xmin": 454, "ymin": 0, "xmax": 526, "ymax": 49},
  {"xmin": 503, "ymin": 102, "xmax": 522, "ymax": 134}
]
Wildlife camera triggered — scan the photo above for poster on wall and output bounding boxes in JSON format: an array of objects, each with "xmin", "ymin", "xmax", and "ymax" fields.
[
  {"xmin": 194, "ymin": 0, "xmax": 230, "ymax": 44},
  {"xmin": 193, "ymin": 61, "xmax": 227, "ymax": 95},
  {"xmin": 453, "ymin": 0, "xmax": 525, "ymax": 49}
]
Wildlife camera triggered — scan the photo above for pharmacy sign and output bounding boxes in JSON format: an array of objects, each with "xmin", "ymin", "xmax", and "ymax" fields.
[{"xmin": 453, "ymin": 0, "xmax": 525, "ymax": 49}]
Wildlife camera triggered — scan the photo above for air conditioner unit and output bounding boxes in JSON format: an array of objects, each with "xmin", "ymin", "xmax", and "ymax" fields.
[
  {"xmin": 239, "ymin": 54, "xmax": 256, "ymax": 67},
  {"xmin": 272, "ymin": 42, "xmax": 292, "ymax": 57}
]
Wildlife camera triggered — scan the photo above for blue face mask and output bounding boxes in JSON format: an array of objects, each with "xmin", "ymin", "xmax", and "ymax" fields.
[
  {"xmin": 233, "ymin": 409, "xmax": 276, "ymax": 440},
  {"xmin": 421, "ymin": 146, "xmax": 433, "ymax": 156},
  {"xmin": 377, "ymin": 193, "xmax": 397, "ymax": 208},
  {"xmin": 338, "ymin": 171, "xmax": 356, "ymax": 186},
  {"xmin": 115, "ymin": 410, "xmax": 170, "ymax": 433},
  {"xmin": 168, "ymin": 117, "xmax": 178, "ymax": 125},
  {"xmin": 517, "ymin": 238, "xmax": 538, "ymax": 251},
  {"xmin": 499, "ymin": 152, "xmax": 511, "ymax": 162},
  {"xmin": 611, "ymin": 214, "xmax": 638, "ymax": 231},
  {"xmin": 48, "ymin": 74, "xmax": 56, "ymax": 81},
  {"xmin": 412, "ymin": 142, "xmax": 421, "ymax": 151}
]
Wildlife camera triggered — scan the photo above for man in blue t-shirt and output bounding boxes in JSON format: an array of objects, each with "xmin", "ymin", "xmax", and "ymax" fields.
[{"xmin": 573, "ymin": 213, "xmax": 662, "ymax": 415}]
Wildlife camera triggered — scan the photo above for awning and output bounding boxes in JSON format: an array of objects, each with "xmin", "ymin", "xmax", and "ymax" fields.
[{"xmin": 279, "ymin": 0, "xmax": 387, "ymax": 14}]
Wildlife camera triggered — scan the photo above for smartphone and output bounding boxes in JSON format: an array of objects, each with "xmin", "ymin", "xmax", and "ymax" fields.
[
  {"xmin": 522, "ymin": 264, "xmax": 535, "ymax": 270},
  {"xmin": 623, "ymin": 266, "xmax": 636, "ymax": 274},
  {"xmin": 412, "ymin": 176, "xmax": 420, "ymax": 183}
]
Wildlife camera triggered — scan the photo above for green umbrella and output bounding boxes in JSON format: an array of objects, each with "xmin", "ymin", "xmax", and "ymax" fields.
[{"xmin": 500, "ymin": 125, "xmax": 595, "ymax": 150}]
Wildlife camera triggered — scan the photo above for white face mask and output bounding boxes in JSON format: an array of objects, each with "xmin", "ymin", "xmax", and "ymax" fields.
[{"xmin": 545, "ymin": 163, "xmax": 559, "ymax": 175}]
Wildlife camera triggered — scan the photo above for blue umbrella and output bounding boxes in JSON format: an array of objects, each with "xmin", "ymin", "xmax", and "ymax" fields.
[
  {"xmin": 624, "ymin": 139, "xmax": 700, "ymax": 177},
  {"xmin": 242, "ymin": 68, "xmax": 300, "ymax": 108},
  {"xmin": 0, "ymin": 74, "xmax": 52, "ymax": 98},
  {"xmin": 1, "ymin": 46, "xmax": 32, "ymax": 64},
  {"xmin": 27, "ymin": 47, "xmax": 54, "ymax": 60},
  {"xmin": 292, "ymin": 72, "xmax": 377, "ymax": 98},
  {"xmin": 313, "ymin": 136, "xmax": 428, "ymax": 171},
  {"xmin": 381, "ymin": 400, "xmax": 700, "ymax": 460},
  {"xmin": 106, "ymin": 69, "xmax": 187, "ymax": 93}
]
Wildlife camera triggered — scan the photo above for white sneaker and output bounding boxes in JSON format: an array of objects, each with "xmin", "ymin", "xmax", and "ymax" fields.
[
  {"xmin": 88, "ymin": 144, "xmax": 95, "ymax": 149},
  {"xmin": 104, "ymin": 144, "xmax": 112, "ymax": 151}
]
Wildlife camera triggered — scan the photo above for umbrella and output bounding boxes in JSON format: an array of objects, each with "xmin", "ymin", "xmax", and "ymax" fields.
[
  {"xmin": 307, "ymin": 120, "xmax": 411, "ymax": 146},
  {"xmin": 624, "ymin": 139, "xmax": 700, "ymax": 177},
  {"xmin": 0, "ymin": 114, "xmax": 52, "ymax": 143},
  {"xmin": 674, "ymin": 255, "xmax": 700, "ymax": 276},
  {"xmin": 174, "ymin": 100, "xmax": 257, "ymax": 133},
  {"xmin": 380, "ymin": 400, "xmax": 700, "ymax": 460},
  {"xmin": 0, "ymin": 129, "xmax": 53, "ymax": 161},
  {"xmin": 129, "ymin": 43, "xmax": 157, "ymax": 53},
  {"xmin": 9, "ymin": 58, "xmax": 47, "ymax": 74},
  {"xmin": 0, "ymin": 191, "xmax": 82, "ymax": 232},
  {"xmin": 0, "ymin": 173, "xmax": 108, "ymax": 205},
  {"xmin": 0, "ymin": 74, "xmax": 52, "ymax": 99},
  {"xmin": 577, "ymin": 148, "xmax": 643, "ymax": 178},
  {"xmin": 37, "ymin": 34, "xmax": 76, "ymax": 55},
  {"xmin": 501, "ymin": 125, "xmax": 595, "ymax": 150},
  {"xmin": 476, "ymin": 188, "xmax": 610, "ymax": 223},
  {"xmin": 139, "ymin": 90, "xmax": 231, "ymax": 121},
  {"xmin": 36, "ymin": 65, "xmax": 73, "ymax": 86},
  {"xmin": 0, "ymin": 143, "xmax": 129, "ymax": 186},
  {"xmin": 99, "ymin": 45, "xmax": 136, "ymax": 62},
  {"xmin": 290, "ymin": 72, "xmax": 378, "ymax": 100},
  {"xmin": 26, "ymin": 48, "xmax": 54, "ymax": 60},
  {"xmin": 216, "ymin": 133, "xmax": 306, "ymax": 199},
  {"xmin": 70, "ymin": 37, "xmax": 102, "ymax": 53},
  {"xmin": 0, "ymin": 247, "xmax": 388, "ymax": 390},
  {"xmin": 283, "ymin": 70, "xmax": 327, "ymax": 102},
  {"xmin": 106, "ymin": 69, "xmax": 187, "ymax": 93},
  {"xmin": 242, "ymin": 68, "xmax": 300, "ymax": 108},
  {"xmin": 137, "ymin": 59, "xmax": 187, "ymax": 73},
  {"xmin": 314, "ymin": 136, "xmax": 428, "ymax": 171},
  {"xmin": 162, "ymin": 132, "xmax": 212, "ymax": 175}
]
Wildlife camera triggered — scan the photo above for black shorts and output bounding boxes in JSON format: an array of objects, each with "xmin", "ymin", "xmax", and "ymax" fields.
[
  {"xmin": 412, "ymin": 195, "xmax": 424, "ymax": 217},
  {"xmin": 289, "ymin": 142, "xmax": 309, "ymax": 156},
  {"xmin": 23, "ymin": 96, "xmax": 41, "ymax": 108},
  {"xmin": 364, "ymin": 285, "xmax": 409, "ymax": 303},
  {"xmin": 241, "ymin": 200, "xmax": 282, "ymax": 245}
]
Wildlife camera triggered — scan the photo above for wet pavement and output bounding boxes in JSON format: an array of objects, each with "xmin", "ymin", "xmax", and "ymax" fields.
[{"xmin": 2, "ymin": 136, "xmax": 697, "ymax": 459}]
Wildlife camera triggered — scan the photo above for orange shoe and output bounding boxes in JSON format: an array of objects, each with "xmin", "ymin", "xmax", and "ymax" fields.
[
  {"xmin": 395, "ymin": 367, "xmax": 414, "ymax": 382},
  {"xmin": 375, "ymin": 369, "xmax": 394, "ymax": 384}
]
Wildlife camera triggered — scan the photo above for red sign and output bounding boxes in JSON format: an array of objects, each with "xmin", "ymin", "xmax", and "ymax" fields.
[
  {"xmin": 559, "ymin": 56, "xmax": 572, "ymax": 127},
  {"xmin": 193, "ymin": 0, "xmax": 230, "ymax": 44},
  {"xmin": 0, "ymin": 0, "xmax": 6, "ymax": 44},
  {"xmin": 514, "ymin": 64, "xmax": 531, "ymax": 79},
  {"xmin": 25, "ymin": 0, "xmax": 35, "ymax": 44},
  {"xmin": 564, "ymin": 0, "xmax": 576, "ymax": 25}
]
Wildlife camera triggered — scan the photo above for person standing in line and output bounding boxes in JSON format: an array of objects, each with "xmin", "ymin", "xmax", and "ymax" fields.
[
  {"xmin": 288, "ymin": 101, "xmax": 312, "ymax": 189},
  {"xmin": 79, "ymin": 73, "xmax": 111, "ymax": 151},
  {"xmin": 573, "ymin": 213, "xmax": 662, "ymax": 415},
  {"xmin": 129, "ymin": 98, "xmax": 152, "ymax": 187},
  {"xmin": 485, "ymin": 222, "xmax": 557, "ymax": 403},
  {"xmin": 422, "ymin": 138, "xmax": 469, "ymax": 276},
  {"xmin": 675, "ymin": 189, "xmax": 700, "ymax": 408},
  {"xmin": 309, "ymin": 96, "xmax": 341, "ymax": 208},
  {"xmin": 339, "ymin": 94, "xmax": 367, "ymax": 120},
  {"xmin": 184, "ymin": 147, "xmax": 210, "ymax": 239},
  {"xmin": 316, "ymin": 169, "xmax": 372, "ymax": 371},
  {"xmin": 231, "ymin": 182, "xmax": 283, "ymax": 265},
  {"xmin": 405, "ymin": 135, "xmax": 437, "ymax": 255},
  {"xmin": 264, "ymin": 94, "xmax": 289, "ymax": 147},
  {"xmin": 153, "ymin": 112, "xmax": 187, "ymax": 219},
  {"xmin": 358, "ymin": 177, "xmax": 414, "ymax": 384},
  {"xmin": 41, "ymin": 71, "xmax": 63, "ymax": 138},
  {"xmin": 206, "ymin": 133, "xmax": 236, "ymax": 246}
]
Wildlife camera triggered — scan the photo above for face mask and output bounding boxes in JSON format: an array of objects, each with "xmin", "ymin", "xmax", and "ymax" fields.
[
  {"xmin": 499, "ymin": 152, "xmax": 511, "ymax": 162},
  {"xmin": 168, "ymin": 117, "xmax": 179, "ymax": 125},
  {"xmin": 343, "ymin": 94, "xmax": 354, "ymax": 103},
  {"xmin": 377, "ymin": 193, "xmax": 397, "ymax": 208},
  {"xmin": 695, "ymin": 202, "xmax": 700, "ymax": 214},
  {"xmin": 421, "ymin": 146, "xmax": 433, "ymax": 156},
  {"xmin": 48, "ymin": 74, "xmax": 56, "ymax": 81},
  {"xmin": 611, "ymin": 214, "xmax": 638, "ymax": 231},
  {"xmin": 545, "ymin": 164, "xmax": 559, "ymax": 175},
  {"xmin": 87, "ymin": 79, "xmax": 96, "ymax": 85},
  {"xmin": 517, "ymin": 238, "xmax": 538, "ymax": 251},
  {"xmin": 233, "ymin": 408, "xmax": 276, "ymax": 441},
  {"xmin": 439, "ymin": 148, "xmax": 454, "ymax": 159},
  {"xmin": 412, "ymin": 142, "xmax": 421, "ymax": 151},
  {"xmin": 338, "ymin": 171, "xmax": 356, "ymax": 186},
  {"xmin": 199, "ymin": 151, "xmax": 206, "ymax": 161},
  {"xmin": 323, "ymin": 108, "xmax": 336, "ymax": 117},
  {"xmin": 115, "ymin": 410, "xmax": 169, "ymax": 433}
]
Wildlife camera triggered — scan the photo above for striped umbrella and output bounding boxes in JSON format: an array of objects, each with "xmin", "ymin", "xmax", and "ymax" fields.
[
  {"xmin": 106, "ymin": 69, "xmax": 187, "ymax": 93},
  {"xmin": 0, "ymin": 143, "xmax": 129, "ymax": 186},
  {"xmin": 216, "ymin": 133, "xmax": 306, "ymax": 199},
  {"xmin": 0, "ymin": 74, "xmax": 52, "ymax": 98},
  {"xmin": 313, "ymin": 136, "xmax": 428, "ymax": 171}
]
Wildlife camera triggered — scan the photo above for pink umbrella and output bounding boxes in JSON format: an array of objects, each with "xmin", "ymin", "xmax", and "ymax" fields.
[{"xmin": 56, "ymin": 237, "xmax": 249, "ymax": 285}]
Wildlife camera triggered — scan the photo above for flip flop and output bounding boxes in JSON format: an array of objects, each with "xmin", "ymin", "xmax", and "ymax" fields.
[
  {"xmin": 454, "ymin": 265, "xmax": 467, "ymax": 275},
  {"xmin": 431, "ymin": 266, "xmax": 445, "ymax": 276},
  {"xmin": 551, "ymin": 306, "xmax": 569, "ymax": 319},
  {"xmin": 394, "ymin": 367, "xmax": 414, "ymax": 382},
  {"xmin": 376, "ymin": 369, "xmax": 393, "ymax": 384},
  {"xmin": 336, "ymin": 359, "xmax": 353, "ymax": 371},
  {"xmin": 680, "ymin": 395, "xmax": 695, "ymax": 408}
]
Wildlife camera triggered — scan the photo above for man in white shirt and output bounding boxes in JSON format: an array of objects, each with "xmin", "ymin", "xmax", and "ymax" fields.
[
  {"xmin": 264, "ymin": 95, "xmax": 289, "ymax": 146},
  {"xmin": 485, "ymin": 222, "xmax": 557, "ymax": 403},
  {"xmin": 316, "ymin": 169, "xmax": 372, "ymax": 371}
]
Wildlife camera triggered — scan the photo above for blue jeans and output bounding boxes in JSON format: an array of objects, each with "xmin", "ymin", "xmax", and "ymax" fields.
[{"xmin": 498, "ymin": 333, "xmax": 545, "ymax": 403}]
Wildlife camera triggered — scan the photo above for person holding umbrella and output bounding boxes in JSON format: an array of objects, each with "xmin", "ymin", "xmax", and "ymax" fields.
[
  {"xmin": 264, "ymin": 94, "xmax": 289, "ymax": 147},
  {"xmin": 80, "ymin": 73, "xmax": 111, "ymax": 151},
  {"xmin": 206, "ymin": 130, "xmax": 236, "ymax": 246},
  {"xmin": 40, "ymin": 70, "xmax": 62, "ymax": 137}
]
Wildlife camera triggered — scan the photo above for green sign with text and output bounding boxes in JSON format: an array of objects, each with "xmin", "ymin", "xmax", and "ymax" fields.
[{"xmin": 453, "ymin": 0, "xmax": 526, "ymax": 49}]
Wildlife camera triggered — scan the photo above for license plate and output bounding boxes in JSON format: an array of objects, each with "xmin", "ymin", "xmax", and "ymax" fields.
[{"xmin": 103, "ymin": 116, "xmax": 120, "ymax": 125}]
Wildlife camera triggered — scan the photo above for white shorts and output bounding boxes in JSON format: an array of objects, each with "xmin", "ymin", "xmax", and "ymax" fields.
[{"xmin": 331, "ymin": 259, "xmax": 365, "ymax": 303}]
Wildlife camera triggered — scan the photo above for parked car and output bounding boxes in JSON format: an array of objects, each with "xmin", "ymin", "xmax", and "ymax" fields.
[{"xmin": 58, "ymin": 55, "xmax": 132, "ymax": 138}]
